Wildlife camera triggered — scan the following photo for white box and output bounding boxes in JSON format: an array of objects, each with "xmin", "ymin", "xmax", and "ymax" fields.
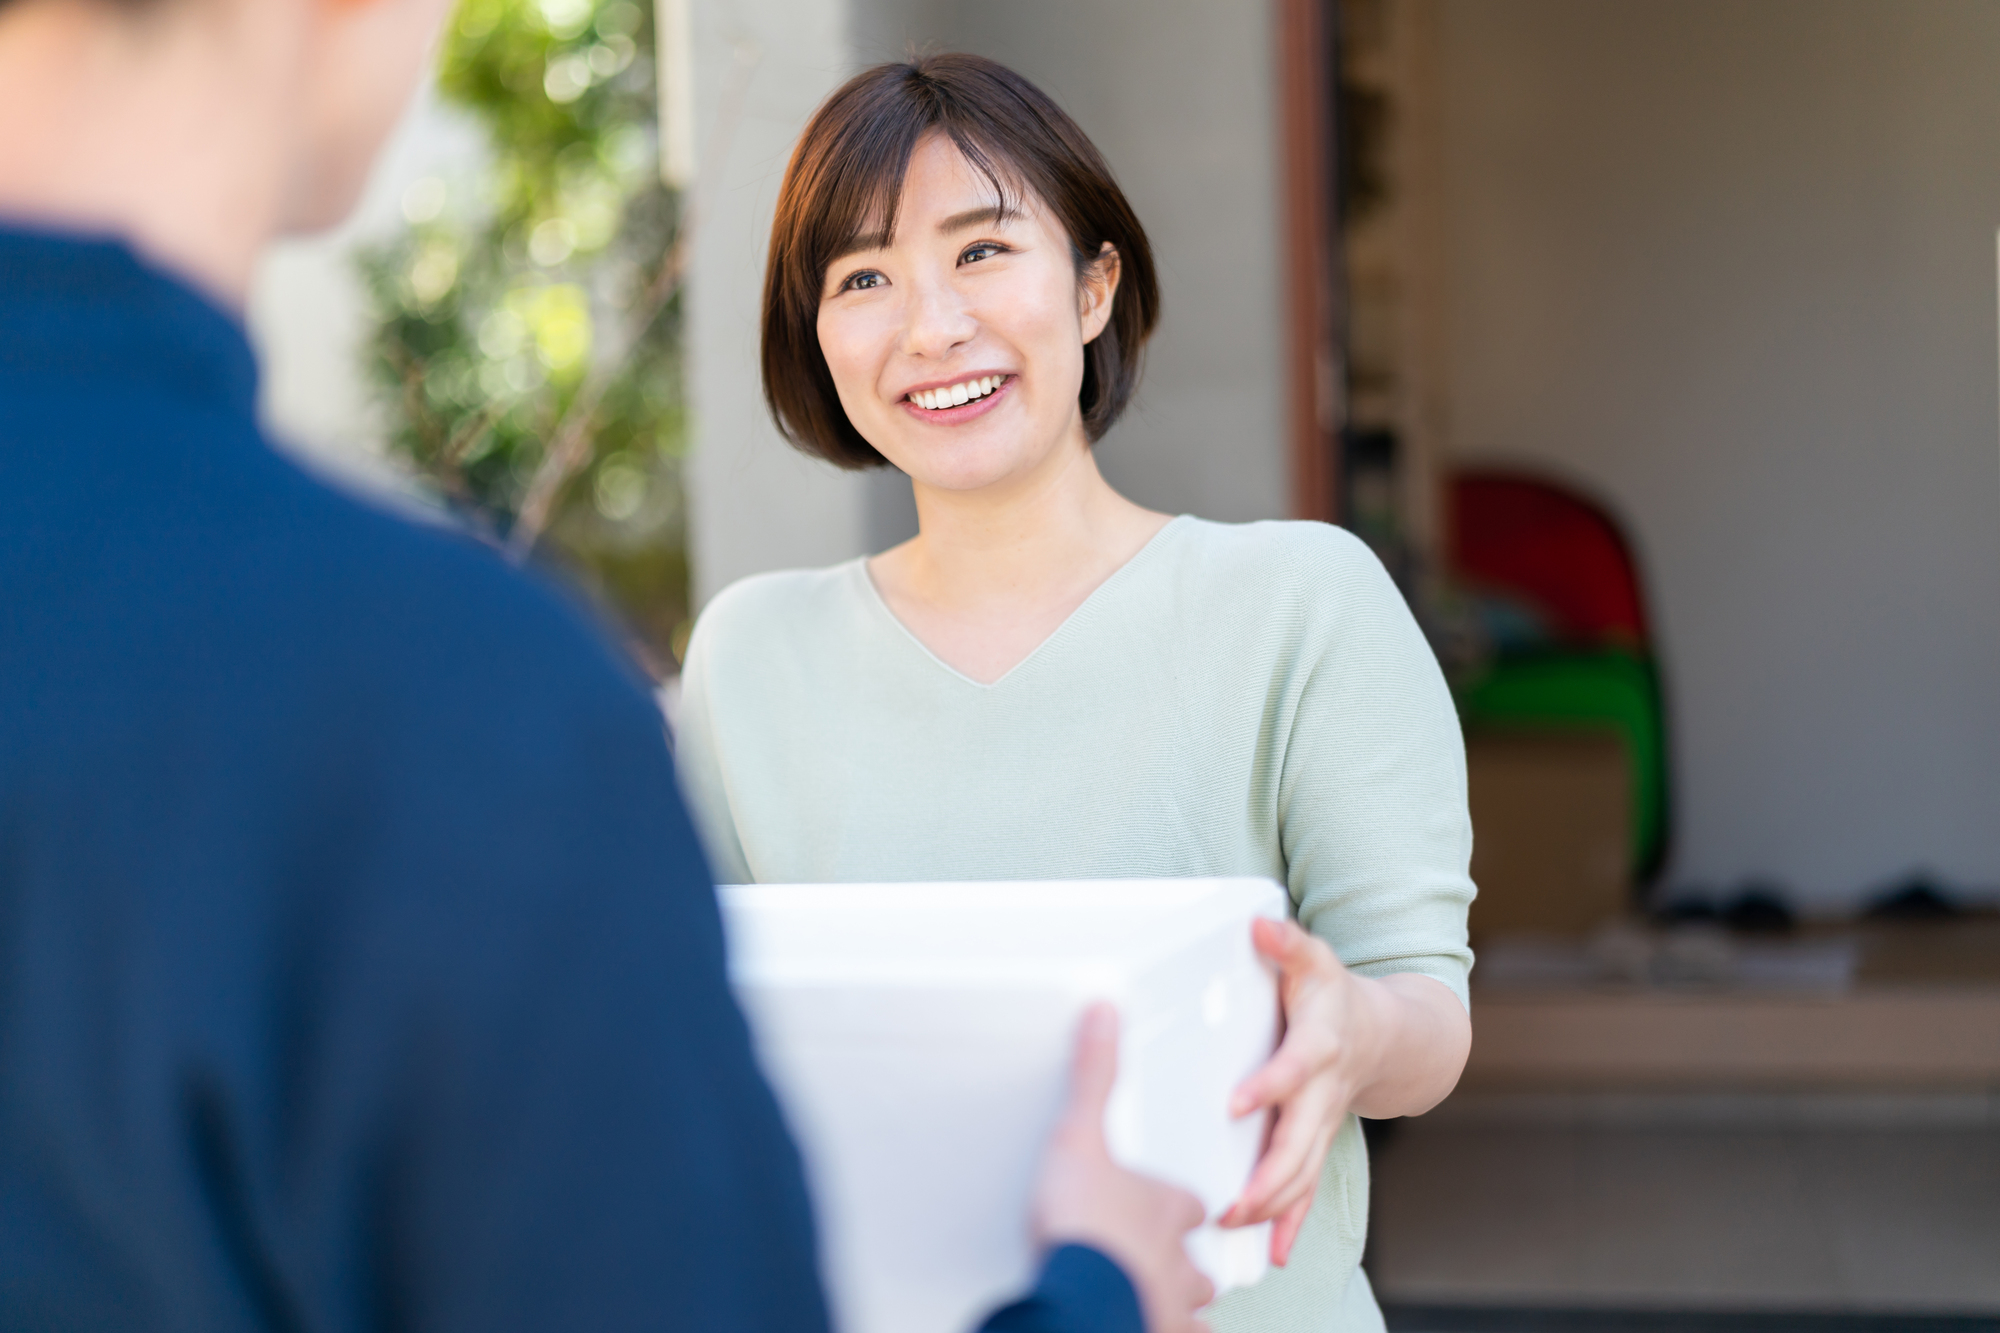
[{"xmin": 720, "ymin": 878, "xmax": 1288, "ymax": 1333}]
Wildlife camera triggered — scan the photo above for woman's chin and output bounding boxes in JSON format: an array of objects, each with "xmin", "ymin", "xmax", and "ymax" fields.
[
  {"xmin": 887, "ymin": 438, "xmax": 1048, "ymax": 497},
  {"xmin": 906, "ymin": 457, "xmax": 1045, "ymax": 496}
]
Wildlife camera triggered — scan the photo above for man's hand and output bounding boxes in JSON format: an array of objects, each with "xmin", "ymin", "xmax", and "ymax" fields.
[{"xmin": 1032, "ymin": 1004, "xmax": 1216, "ymax": 1333}]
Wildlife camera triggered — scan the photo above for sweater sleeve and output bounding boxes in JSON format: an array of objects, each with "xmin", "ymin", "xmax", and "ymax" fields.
[{"xmin": 1276, "ymin": 530, "xmax": 1476, "ymax": 1008}]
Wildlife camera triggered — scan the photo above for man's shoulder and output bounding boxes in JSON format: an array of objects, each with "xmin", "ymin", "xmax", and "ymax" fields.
[
  {"xmin": 53, "ymin": 427, "xmax": 660, "ymax": 746},
  {"xmin": 255, "ymin": 454, "xmax": 651, "ymax": 725}
]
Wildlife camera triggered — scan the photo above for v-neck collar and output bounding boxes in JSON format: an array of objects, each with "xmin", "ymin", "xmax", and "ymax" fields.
[{"xmin": 851, "ymin": 514, "xmax": 1191, "ymax": 690}]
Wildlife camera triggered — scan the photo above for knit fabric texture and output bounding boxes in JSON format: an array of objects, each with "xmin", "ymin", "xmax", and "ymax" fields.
[{"xmin": 676, "ymin": 515, "xmax": 1476, "ymax": 1333}]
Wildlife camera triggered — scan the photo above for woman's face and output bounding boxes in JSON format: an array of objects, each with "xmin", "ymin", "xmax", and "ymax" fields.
[{"xmin": 815, "ymin": 133, "xmax": 1119, "ymax": 495}]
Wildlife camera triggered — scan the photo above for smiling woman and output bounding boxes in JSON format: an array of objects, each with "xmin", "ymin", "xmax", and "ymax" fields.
[
  {"xmin": 677, "ymin": 53, "xmax": 1477, "ymax": 1333},
  {"xmin": 761, "ymin": 53, "xmax": 1156, "ymax": 470}
]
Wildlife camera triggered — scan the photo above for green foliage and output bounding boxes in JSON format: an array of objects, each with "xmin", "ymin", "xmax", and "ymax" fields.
[{"xmin": 358, "ymin": 0, "xmax": 688, "ymax": 673}]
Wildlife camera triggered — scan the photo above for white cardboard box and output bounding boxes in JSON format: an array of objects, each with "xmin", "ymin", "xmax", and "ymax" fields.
[{"xmin": 720, "ymin": 878, "xmax": 1288, "ymax": 1333}]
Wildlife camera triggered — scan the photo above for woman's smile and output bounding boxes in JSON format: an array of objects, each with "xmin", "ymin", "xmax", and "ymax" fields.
[{"xmin": 898, "ymin": 372, "xmax": 1017, "ymax": 423}]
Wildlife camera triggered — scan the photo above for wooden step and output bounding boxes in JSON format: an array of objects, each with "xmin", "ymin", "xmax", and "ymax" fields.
[{"xmin": 1463, "ymin": 986, "xmax": 2000, "ymax": 1092}]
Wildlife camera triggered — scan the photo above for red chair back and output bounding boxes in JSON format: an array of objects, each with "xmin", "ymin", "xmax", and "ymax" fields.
[{"xmin": 1450, "ymin": 471, "xmax": 1651, "ymax": 652}]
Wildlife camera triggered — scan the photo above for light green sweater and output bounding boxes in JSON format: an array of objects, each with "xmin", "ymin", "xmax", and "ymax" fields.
[{"xmin": 676, "ymin": 515, "xmax": 1475, "ymax": 1333}]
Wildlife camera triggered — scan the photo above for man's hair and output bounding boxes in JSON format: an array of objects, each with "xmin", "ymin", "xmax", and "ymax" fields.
[{"xmin": 760, "ymin": 52, "xmax": 1161, "ymax": 470}]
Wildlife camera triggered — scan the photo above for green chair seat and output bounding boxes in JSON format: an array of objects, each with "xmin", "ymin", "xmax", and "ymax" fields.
[{"xmin": 1458, "ymin": 649, "xmax": 1669, "ymax": 882}]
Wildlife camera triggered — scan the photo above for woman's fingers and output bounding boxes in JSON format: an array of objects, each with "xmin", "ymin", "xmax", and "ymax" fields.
[
  {"xmin": 1232, "ymin": 919, "xmax": 1347, "ymax": 1118},
  {"xmin": 1222, "ymin": 1090, "xmax": 1335, "ymax": 1225},
  {"xmin": 1231, "ymin": 1112, "xmax": 1315, "ymax": 1217},
  {"xmin": 1228, "ymin": 1150, "xmax": 1321, "ymax": 1229},
  {"xmin": 1256, "ymin": 1158, "xmax": 1324, "ymax": 1227},
  {"xmin": 1251, "ymin": 916, "xmax": 1324, "ymax": 974},
  {"xmin": 1238, "ymin": 1094, "xmax": 1340, "ymax": 1223},
  {"xmin": 1224, "ymin": 1162, "xmax": 1322, "ymax": 1237},
  {"xmin": 1269, "ymin": 1196, "xmax": 1313, "ymax": 1268},
  {"xmin": 1229, "ymin": 1038, "xmax": 1318, "ymax": 1117},
  {"xmin": 1221, "ymin": 920, "xmax": 1358, "ymax": 1261}
]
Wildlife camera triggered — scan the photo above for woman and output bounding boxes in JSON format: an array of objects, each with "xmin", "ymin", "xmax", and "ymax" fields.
[{"xmin": 676, "ymin": 53, "xmax": 1474, "ymax": 1333}]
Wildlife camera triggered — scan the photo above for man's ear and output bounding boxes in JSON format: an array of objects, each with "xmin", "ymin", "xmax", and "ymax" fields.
[{"xmin": 1079, "ymin": 242, "xmax": 1122, "ymax": 345}]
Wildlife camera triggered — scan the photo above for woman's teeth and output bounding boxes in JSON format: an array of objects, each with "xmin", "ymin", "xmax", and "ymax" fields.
[{"xmin": 908, "ymin": 375, "xmax": 1005, "ymax": 411}]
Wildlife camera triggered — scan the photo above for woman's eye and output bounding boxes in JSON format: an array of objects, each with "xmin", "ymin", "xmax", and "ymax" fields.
[
  {"xmin": 840, "ymin": 271, "xmax": 885, "ymax": 293},
  {"xmin": 960, "ymin": 243, "xmax": 1007, "ymax": 265}
]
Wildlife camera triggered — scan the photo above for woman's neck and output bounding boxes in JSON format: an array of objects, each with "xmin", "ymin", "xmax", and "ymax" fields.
[{"xmin": 868, "ymin": 430, "xmax": 1171, "ymax": 683}]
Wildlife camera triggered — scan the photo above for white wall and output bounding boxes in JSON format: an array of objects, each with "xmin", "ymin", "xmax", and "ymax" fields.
[
  {"xmin": 685, "ymin": 0, "xmax": 1292, "ymax": 600},
  {"xmin": 1435, "ymin": 0, "xmax": 2000, "ymax": 908}
]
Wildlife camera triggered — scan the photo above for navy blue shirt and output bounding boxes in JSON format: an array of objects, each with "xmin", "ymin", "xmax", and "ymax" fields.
[{"xmin": 0, "ymin": 228, "xmax": 1141, "ymax": 1333}]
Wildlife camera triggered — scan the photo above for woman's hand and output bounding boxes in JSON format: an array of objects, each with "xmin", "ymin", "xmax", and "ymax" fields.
[{"xmin": 1218, "ymin": 919, "xmax": 1471, "ymax": 1267}]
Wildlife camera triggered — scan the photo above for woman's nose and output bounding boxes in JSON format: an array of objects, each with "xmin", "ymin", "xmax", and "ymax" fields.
[{"xmin": 899, "ymin": 277, "xmax": 978, "ymax": 360}]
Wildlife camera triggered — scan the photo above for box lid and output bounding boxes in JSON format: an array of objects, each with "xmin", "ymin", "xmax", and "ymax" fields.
[{"xmin": 721, "ymin": 878, "xmax": 1290, "ymax": 990}]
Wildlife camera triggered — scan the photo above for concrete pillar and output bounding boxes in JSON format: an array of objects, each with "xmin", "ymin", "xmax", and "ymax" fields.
[{"xmin": 683, "ymin": 0, "xmax": 877, "ymax": 605}]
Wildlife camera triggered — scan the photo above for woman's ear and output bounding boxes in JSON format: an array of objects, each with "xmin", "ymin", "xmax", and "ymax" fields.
[{"xmin": 1078, "ymin": 242, "xmax": 1122, "ymax": 345}]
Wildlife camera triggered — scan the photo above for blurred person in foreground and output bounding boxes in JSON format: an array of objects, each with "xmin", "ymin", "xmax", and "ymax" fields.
[{"xmin": 0, "ymin": 0, "xmax": 1215, "ymax": 1330}]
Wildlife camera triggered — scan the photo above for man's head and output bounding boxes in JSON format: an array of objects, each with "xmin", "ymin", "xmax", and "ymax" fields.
[{"xmin": 0, "ymin": 0, "xmax": 456, "ymax": 302}]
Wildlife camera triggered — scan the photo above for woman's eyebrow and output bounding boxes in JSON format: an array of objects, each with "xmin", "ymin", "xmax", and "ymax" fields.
[
  {"xmin": 827, "ymin": 229, "xmax": 892, "ymax": 266},
  {"xmin": 824, "ymin": 206, "xmax": 1010, "ymax": 270},
  {"xmin": 938, "ymin": 205, "xmax": 1007, "ymax": 234}
]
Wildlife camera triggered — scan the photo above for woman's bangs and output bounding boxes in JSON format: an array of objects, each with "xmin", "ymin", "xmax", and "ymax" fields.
[{"xmin": 811, "ymin": 120, "xmax": 1031, "ymax": 284}]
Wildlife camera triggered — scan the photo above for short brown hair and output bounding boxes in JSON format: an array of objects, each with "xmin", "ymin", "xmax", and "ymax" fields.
[{"xmin": 761, "ymin": 53, "xmax": 1161, "ymax": 470}]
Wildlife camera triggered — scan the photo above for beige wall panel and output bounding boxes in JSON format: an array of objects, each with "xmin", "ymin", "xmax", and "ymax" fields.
[{"xmin": 1435, "ymin": 0, "xmax": 2000, "ymax": 909}]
